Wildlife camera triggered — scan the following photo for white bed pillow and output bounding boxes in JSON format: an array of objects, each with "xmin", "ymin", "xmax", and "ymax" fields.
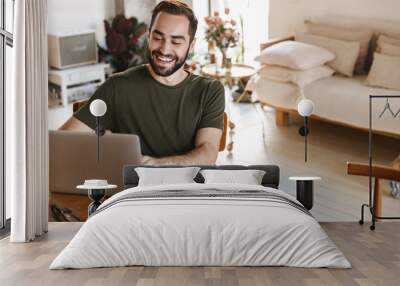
[
  {"xmin": 135, "ymin": 167, "xmax": 200, "ymax": 186},
  {"xmin": 296, "ymin": 33, "xmax": 360, "ymax": 77},
  {"xmin": 254, "ymin": 40, "xmax": 334, "ymax": 70},
  {"xmin": 258, "ymin": 64, "xmax": 334, "ymax": 88},
  {"xmin": 365, "ymin": 52, "xmax": 400, "ymax": 90},
  {"xmin": 200, "ymin": 169, "xmax": 266, "ymax": 185},
  {"xmin": 304, "ymin": 21, "xmax": 373, "ymax": 74}
]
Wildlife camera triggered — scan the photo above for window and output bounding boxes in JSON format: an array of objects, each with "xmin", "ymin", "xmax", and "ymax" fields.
[
  {"xmin": 1, "ymin": 0, "xmax": 14, "ymax": 233},
  {"xmin": 193, "ymin": 0, "xmax": 268, "ymax": 65}
]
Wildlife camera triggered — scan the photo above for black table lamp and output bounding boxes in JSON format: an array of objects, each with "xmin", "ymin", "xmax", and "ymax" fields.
[
  {"xmin": 89, "ymin": 99, "xmax": 107, "ymax": 162},
  {"xmin": 297, "ymin": 99, "xmax": 314, "ymax": 162}
]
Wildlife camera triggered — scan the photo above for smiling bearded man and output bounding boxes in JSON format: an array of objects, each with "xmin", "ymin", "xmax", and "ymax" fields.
[{"xmin": 60, "ymin": 0, "xmax": 225, "ymax": 165}]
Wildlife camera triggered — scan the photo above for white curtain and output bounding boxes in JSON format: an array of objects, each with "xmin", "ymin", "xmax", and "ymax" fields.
[{"xmin": 7, "ymin": 0, "xmax": 49, "ymax": 242}]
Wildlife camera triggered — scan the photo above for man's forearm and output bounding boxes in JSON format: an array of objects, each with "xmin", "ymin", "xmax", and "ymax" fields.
[
  {"xmin": 59, "ymin": 116, "xmax": 92, "ymax": 132},
  {"xmin": 146, "ymin": 144, "xmax": 218, "ymax": 166}
]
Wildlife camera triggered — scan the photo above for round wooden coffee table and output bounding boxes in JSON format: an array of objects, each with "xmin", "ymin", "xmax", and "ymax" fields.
[
  {"xmin": 201, "ymin": 63, "xmax": 256, "ymax": 80},
  {"xmin": 201, "ymin": 64, "xmax": 257, "ymax": 152},
  {"xmin": 201, "ymin": 64, "xmax": 256, "ymax": 101}
]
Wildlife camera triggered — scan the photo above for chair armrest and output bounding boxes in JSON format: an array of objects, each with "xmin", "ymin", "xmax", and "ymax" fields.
[
  {"xmin": 218, "ymin": 112, "xmax": 228, "ymax": 152},
  {"xmin": 346, "ymin": 161, "xmax": 400, "ymax": 181},
  {"xmin": 260, "ymin": 35, "xmax": 295, "ymax": 51}
]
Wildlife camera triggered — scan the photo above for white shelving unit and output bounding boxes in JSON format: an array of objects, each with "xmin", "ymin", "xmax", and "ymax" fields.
[{"xmin": 48, "ymin": 63, "xmax": 109, "ymax": 130}]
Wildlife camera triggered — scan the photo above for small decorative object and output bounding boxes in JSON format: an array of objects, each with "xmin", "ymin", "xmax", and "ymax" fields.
[
  {"xmin": 297, "ymin": 98, "xmax": 315, "ymax": 162},
  {"xmin": 77, "ymin": 179, "xmax": 117, "ymax": 216},
  {"xmin": 98, "ymin": 14, "xmax": 148, "ymax": 72},
  {"xmin": 90, "ymin": 99, "xmax": 107, "ymax": 162},
  {"xmin": 390, "ymin": 155, "xmax": 400, "ymax": 199},
  {"xmin": 204, "ymin": 8, "xmax": 239, "ymax": 71},
  {"xmin": 390, "ymin": 181, "xmax": 400, "ymax": 198}
]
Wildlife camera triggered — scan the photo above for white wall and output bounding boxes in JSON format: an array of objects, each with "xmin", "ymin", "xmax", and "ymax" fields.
[
  {"xmin": 269, "ymin": 0, "xmax": 400, "ymax": 38},
  {"xmin": 124, "ymin": 0, "xmax": 192, "ymax": 25},
  {"xmin": 47, "ymin": 0, "xmax": 115, "ymax": 48}
]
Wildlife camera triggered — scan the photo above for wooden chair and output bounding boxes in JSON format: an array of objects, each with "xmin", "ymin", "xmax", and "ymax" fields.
[
  {"xmin": 346, "ymin": 161, "xmax": 400, "ymax": 219},
  {"xmin": 219, "ymin": 112, "xmax": 228, "ymax": 152}
]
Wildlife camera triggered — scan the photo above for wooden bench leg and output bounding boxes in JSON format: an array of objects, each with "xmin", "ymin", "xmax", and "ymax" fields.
[
  {"xmin": 276, "ymin": 110, "xmax": 289, "ymax": 126},
  {"xmin": 373, "ymin": 178, "xmax": 382, "ymax": 221}
]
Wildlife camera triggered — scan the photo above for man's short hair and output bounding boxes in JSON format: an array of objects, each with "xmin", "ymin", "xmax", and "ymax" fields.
[{"xmin": 150, "ymin": 1, "xmax": 198, "ymax": 42}]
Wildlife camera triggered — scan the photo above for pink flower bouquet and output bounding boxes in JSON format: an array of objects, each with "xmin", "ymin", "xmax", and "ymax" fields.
[{"xmin": 204, "ymin": 9, "xmax": 239, "ymax": 63}]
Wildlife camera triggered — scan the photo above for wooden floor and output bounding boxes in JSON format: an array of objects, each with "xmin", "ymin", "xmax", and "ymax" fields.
[{"xmin": 1, "ymin": 222, "xmax": 400, "ymax": 286}]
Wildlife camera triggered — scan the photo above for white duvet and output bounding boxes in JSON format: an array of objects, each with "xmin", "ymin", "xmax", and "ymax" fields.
[{"xmin": 50, "ymin": 183, "xmax": 351, "ymax": 269}]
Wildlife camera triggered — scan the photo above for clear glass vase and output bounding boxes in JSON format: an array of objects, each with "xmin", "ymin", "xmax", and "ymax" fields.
[{"xmin": 218, "ymin": 48, "xmax": 231, "ymax": 74}]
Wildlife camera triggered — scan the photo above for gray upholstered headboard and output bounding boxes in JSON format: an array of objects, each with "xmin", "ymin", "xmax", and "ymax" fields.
[{"xmin": 123, "ymin": 165, "xmax": 280, "ymax": 189}]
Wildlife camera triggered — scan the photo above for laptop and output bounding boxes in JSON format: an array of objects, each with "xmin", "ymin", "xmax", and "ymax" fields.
[{"xmin": 49, "ymin": 130, "xmax": 142, "ymax": 194}]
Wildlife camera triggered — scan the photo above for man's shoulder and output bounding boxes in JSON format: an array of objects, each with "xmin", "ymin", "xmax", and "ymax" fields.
[
  {"xmin": 190, "ymin": 73, "xmax": 224, "ymax": 92},
  {"xmin": 109, "ymin": 64, "xmax": 148, "ymax": 83}
]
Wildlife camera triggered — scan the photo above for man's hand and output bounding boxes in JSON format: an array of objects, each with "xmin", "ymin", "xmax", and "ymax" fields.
[
  {"xmin": 59, "ymin": 116, "xmax": 93, "ymax": 132},
  {"xmin": 141, "ymin": 155, "xmax": 160, "ymax": 165},
  {"xmin": 140, "ymin": 128, "xmax": 222, "ymax": 166}
]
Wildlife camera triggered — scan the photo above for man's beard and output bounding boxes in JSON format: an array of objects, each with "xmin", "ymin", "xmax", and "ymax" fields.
[{"xmin": 148, "ymin": 46, "xmax": 190, "ymax": 77}]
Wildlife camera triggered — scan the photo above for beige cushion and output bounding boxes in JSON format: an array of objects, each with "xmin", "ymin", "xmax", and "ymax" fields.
[
  {"xmin": 377, "ymin": 34, "xmax": 400, "ymax": 47},
  {"xmin": 304, "ymin": 21, "xmax": 373, "ymax": 74},
  {"xmin": 258, "ymin": 64, "xmax": 334, "ymax": 88},
  {"xmin": 366, "ymin": 52, "xmax": 400, "ymax": 90},
  {"xmin": 296, "ymin": 33, "xmax": 360, "ymax": 77},
  {"xmin": 378, "ymin": 41, "xmax": 400, "ymax": 57},
  {"xmin": 254, "ymin": 40, "xmax": 334, "ymax": 70}
]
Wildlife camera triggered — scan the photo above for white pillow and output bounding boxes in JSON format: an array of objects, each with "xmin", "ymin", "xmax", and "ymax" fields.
[
  {"xmin": 258, "ymin": 64, "xmax": 334, "ymax": 88},
  {"xmin": 135, "ymin": 167, "xmax": 200, "ymax": 186},
  {"xmin": 296, "ymin": 33, "xmax": 360, "ymax": 77},
  {"xmin": 200, "ymin": 169, "xmax": 266, "ymax": 185},
  {"xmin": 304, "ymin": 21, "xmax": 373, "ymax": 74},
  {"xmin": 365, "ymin": 52, "xmax": 400, "ymax": 90},
  {"xmin": 254, "ymin": 40, "xmax": 334, "ymax": 70}
]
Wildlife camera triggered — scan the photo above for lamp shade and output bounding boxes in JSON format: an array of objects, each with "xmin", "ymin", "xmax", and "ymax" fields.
[
  {"xmin": 89, "ymin": 99, "xmax": 107, "ymax": 117},
  {"xmin": 297, "ymin": 99, "xmax": 314, "ymax": 117}
]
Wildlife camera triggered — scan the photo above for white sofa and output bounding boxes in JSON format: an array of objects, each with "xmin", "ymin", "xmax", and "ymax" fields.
[{"xmin": 248, "ymin": 18, "xmax": 400, "ymax": 137}]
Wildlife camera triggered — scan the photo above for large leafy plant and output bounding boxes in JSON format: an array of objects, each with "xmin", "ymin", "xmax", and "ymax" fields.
[{"xmin": 99, "ymin": 14, "xmax": 148, "ymax": 72}]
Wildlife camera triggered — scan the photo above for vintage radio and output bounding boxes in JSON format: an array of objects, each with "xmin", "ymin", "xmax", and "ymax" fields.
[{"xmin": 48, "ymin": 30, "xmax": 98, "ymax": 69}]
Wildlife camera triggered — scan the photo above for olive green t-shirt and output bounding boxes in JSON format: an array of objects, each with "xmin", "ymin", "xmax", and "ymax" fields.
[{"xmin": 74, "ymin": 64, "xmax": 225, "ymax": 157}]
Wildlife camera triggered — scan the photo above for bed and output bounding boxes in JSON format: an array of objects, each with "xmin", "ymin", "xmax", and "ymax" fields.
[{"xmin": 50, "ymin": 165, "xmax": 351, "ymax": 269}]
